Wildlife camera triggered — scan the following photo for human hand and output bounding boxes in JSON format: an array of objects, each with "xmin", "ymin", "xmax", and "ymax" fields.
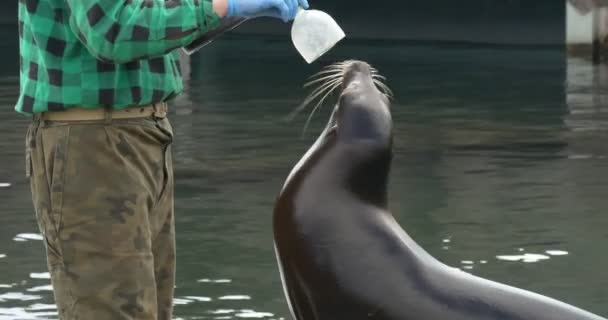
[{"xmin": 225, "ymin": 0, "xmax": 310, "ymax": 22}]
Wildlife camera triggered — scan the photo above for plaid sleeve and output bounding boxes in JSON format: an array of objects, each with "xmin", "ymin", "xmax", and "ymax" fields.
[{"xmin": 65, "ymin": 0, "xmax": 221, "ymax": 63}]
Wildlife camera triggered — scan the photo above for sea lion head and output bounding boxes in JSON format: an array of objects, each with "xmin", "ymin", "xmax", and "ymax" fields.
[
  {"xmin": 282, "ymin": 60, "xmax": 393, "ymax": 206},
  {"xmin": 334, "ymin": 60, "xmax": 392, "ymax": 147}
]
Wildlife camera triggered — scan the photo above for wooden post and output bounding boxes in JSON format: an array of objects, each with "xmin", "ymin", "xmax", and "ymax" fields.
[
  {"xmin": 592, "ymin": 7, "xmax": 601, "ymax": 63},
  {"xmin": 566, "ymin": 0, "xmax": 608, "ymax": 63}
]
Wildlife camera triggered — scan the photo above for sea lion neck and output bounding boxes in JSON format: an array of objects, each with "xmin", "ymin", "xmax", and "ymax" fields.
[{"xmin": 333, "ymin": 141, "xmax": 393, "ymax": 209}]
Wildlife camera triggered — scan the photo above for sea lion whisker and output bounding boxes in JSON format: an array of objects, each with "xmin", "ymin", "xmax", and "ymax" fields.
[
  {"xmin": 320, "ymin": 64, "xmax": 348, "ymax": 73},
  {"xmin": 297, "ymin": 77, "xmax": 344, "ymax": 125},
  {"xmin": 372, "ymin": 77, "xmax": 388, "ymax": 89},
  {"xmin": 311, "ymin": 80, "xmax": 343, "ymax": 112},
  {"xmin": 373, "ymin": 79, "xmax": 393, "ymax": 99},
  {"xmin": 301, "ymin": 80, "xmax": 343, "ymax": 136},
  {"xmin": 304, "ymin": 78, "xmax": 343, "ymax": 105},
  {"xmin": 305, "ymin": 66, "xmax": 347, "ymax": 83},
  {"xmin": 323, "ymin": 61, "xmax": 350, "ymax": 70},
  {"xmin": 307, "ymin": 68, "xmax": 342, "ymax": 79},
  {"xmin": 329, "ymin": 62, "xmax": 350, "ymax": 69},
  {"xmin": 369, "ymin": 71, "xmax": 392, "ymax": 98},
  {"xmin": 304, "ymin": 74, "xmax": 344, "ymax": 88},
  {"xmin": 378, "ymin": 86, "xmax": 393, "ymax": 100},
  {"xmin": 329, "ymin": 60, "xmax": 350, "ymax": 66},
  {"xmin": 379, "ymin": 81, "xmax": 393, "ymax": 97},
  {"xmin": 285, "ymin": 78, "xmax": 343, "ymax": 121}
]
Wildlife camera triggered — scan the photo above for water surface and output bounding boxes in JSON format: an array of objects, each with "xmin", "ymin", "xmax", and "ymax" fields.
[{"xmin": 0, "ymin": 38, "xmax": 607, "ymax": 319}]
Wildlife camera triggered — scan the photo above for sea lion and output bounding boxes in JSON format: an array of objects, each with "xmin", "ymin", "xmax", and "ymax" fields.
[{"xmin": 272, "ymin": 59, "xmax": 607, "ymax": 320}]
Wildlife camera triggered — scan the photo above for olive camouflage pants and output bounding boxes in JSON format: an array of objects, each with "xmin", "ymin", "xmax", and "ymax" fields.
[{"xmin": 25, "ymin": 113, "xmax": 176, "ymax": 320}]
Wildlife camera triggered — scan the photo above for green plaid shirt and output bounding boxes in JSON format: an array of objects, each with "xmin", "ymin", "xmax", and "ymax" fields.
[{"xmin": 16, "ymin": 0, "xmax": 221, "ymax": 114}]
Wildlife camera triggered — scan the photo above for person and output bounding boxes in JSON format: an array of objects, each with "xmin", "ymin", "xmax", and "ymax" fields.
[{"xmin": 17, "ymin": 0, "xmax": 308, "ymax": 318}]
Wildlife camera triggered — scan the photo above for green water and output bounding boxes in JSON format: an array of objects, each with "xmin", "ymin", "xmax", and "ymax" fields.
[{"xmin": 0, "ymin": 38, "xmax": 607, "ymax": 319}]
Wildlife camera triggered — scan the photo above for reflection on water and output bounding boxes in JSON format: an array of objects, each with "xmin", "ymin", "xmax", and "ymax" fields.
[{"xmin": 1, "ymin": 38, "xmax": 608, "ymax": 319}]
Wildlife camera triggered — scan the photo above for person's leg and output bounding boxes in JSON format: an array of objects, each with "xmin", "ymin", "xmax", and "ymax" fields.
[
  {"xmin": 27, "ymin": 118, "xmax": 76, "ymax": 318},
  {"xmin": 27, "ymin": 115, "xmax": 174, "ymax": 320},
  {"xmin": 148, "ymin": 117, "xmax": 176, "ymax": 320}
]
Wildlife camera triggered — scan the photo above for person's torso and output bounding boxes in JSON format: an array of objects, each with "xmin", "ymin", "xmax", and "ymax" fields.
[{"xmin": 16, "ymin": 0, "xmax": 184, "ymax": 115}]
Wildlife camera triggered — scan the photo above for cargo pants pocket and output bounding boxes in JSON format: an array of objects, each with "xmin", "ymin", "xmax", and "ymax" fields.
[{"xmin": 29, "ymin": 122, "xmax": 71, "ymax": 268}]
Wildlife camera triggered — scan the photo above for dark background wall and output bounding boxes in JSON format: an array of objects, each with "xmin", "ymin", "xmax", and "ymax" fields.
[
  {"xmin": 231, "ymin": 0, "xmax": 565, "ymax": 45},
  {"xmin": 1, "ymin": 0, "xmax": 565, "ymax": 67}
]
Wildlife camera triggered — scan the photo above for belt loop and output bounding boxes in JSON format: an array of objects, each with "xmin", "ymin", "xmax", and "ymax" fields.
[
  {"xmin": 152, "ymin": 102, "xmax": 167, "ymax": 120},
  {"xmin": 31, "ymin": 113, "xmax": 41, "ymax": 137},
  {"xmin": 35, "ymin": 112, "xmax": 47, "ymax": 127},
  {"xmin": 104, "ymin": 105, "xmax": 112, "ymax": 125},
  {"xmin": 152, "ymin": 103, "xmax": 158, "ymax": 118},
  {"xmin": 32, "ymin": 113, "xmax": 41, "ymax": 125}
]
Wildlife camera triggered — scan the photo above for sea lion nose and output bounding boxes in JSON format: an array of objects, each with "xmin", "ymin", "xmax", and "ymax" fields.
[
  {"xmin": 346, "ymin": 61, "xmax": 371, "ymax": 76},
  {"xmin": 343, "ymin": 61, "xmax": 373, "ymax": 89}
]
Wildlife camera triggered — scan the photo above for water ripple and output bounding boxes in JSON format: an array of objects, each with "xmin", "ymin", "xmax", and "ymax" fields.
[
  {"xmin": 496, "ymin": 253, "xmax": 551, "ymax": 263},
  {"xmin": 26, "ymin": 285, "xmax": 53, "ymax": 293},
  {"xmin": 218, "ymin": 295, "xmax": 251, "ymax": 301},
  {"xmin": 198, "ymin": 278, "xmax": 232, "ymax": 283},
  {"xmin": 13, "ymin": 234, "xmax": 43, "ymax": 242},
  {"xmin": 28, "ymin": 273, "xmax": 49, "ymax": 280},
  {"xmin": 0, "ymin": 292, "xmax": 42, "ymax": 302}
]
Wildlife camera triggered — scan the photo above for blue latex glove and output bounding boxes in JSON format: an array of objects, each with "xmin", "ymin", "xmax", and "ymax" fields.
[{"xmin": 227, "ymin": 0, "xmax": 310, "ymax": 22}]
